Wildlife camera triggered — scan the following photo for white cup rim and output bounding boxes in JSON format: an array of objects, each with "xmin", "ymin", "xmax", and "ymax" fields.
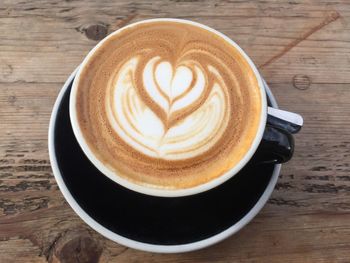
[
  {"xmin": 49, "ymin": 68, "xmax": 280, "ymax": 253},
  {"xmin": 69, "ymin": 18, "xmax": 268, "ymax": 197}
]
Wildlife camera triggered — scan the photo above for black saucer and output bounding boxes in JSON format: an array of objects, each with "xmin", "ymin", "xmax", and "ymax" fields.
[{"xmin": 52, "ymin": 74, "xmax": 277, "ymax": 247}]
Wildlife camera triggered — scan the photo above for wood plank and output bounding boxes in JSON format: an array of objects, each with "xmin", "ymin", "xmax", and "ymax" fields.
[{"xmin": 0, "ymin": 0, "xmax": 350, "ymax": 262}]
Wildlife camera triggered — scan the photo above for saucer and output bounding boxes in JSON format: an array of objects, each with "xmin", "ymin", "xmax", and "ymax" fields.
[{"xmin": 49, "ymin": 68, "xmax": 281, "ymax": 253}]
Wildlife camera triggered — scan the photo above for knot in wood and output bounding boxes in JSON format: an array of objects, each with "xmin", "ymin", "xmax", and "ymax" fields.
[
  {"xmin": 51, "ymin": 231, "xmax": 103, "ymax": 263},
  {"xmin": 293, "ymin": 74, "xmax": 311, "ymax": 90},
  {"xmin": 85, "ymin": 24, "xmax": 108, "ymax": 41}
]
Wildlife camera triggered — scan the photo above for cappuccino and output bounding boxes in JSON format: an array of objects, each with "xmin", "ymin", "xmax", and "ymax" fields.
[{"xmin": 73, "ymin": 20, "xmax": 262, "ymax": 189}]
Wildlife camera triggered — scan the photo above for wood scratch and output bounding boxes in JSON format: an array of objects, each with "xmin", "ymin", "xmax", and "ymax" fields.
[
  {"xmin": 259, "ymin": 11, "xmax": 340, "ymax": 69},
  {"xmin": 115, "ymin": 13, "xmax": 138, "ymax": 29}
]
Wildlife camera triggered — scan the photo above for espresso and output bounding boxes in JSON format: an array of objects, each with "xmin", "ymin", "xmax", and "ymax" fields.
[{"xmin": 74, "ymin": 20, "xmax": 262, "ymax": 189}]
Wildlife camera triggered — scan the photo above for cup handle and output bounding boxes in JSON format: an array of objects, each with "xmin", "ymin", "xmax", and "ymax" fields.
[{"xmin": 251, "ymin": 107, "xmax": 303, "ymax": 164}]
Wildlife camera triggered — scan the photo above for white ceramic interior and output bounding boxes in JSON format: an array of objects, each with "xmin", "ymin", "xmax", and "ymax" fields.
[{"xmin": 69, "ymin": 18, "xmax": 268, "ymax": 197}]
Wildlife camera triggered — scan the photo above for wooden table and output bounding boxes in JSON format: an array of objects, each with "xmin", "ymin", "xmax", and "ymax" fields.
[{"xmin": 1, "ymin": 0, "xmax": 349, "ymax": 262}]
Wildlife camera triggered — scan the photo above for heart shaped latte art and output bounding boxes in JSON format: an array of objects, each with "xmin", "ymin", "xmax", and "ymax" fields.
[
  {"xmin": 143, "ymin": 56, "xmax": 205, "ymax": 119},
  {"xmin": 106, "ymin": 56, "xmax": 230, "ymax": 160}
]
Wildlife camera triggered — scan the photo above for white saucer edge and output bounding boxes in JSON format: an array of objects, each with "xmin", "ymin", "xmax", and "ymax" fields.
[{"xmin": 48, "ymin": 68, "xmax": 282, "ymax": 254}]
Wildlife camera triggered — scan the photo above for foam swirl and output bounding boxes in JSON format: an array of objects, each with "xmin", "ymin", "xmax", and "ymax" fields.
[
  {"xmin": 106, "ymin": 55, "xmax": 230, "ymax": 160},
  {"xmin": 75, "ymin": 21, "xmax": 262, "ymax": 189}
]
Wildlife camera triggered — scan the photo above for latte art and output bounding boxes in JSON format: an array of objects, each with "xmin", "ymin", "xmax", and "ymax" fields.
[
  {"xmin": 106, "ymin": 56, "xmax": 230, "ymax": 160},
  {"xmin": 74, "ymin": 21, "xmax": 262, "ymax": 189}
]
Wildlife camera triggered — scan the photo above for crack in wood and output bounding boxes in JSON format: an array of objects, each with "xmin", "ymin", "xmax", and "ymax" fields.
[
  {"xmin": 0, "ymin": 165, "xmax": 51, "ymax": 172},
  {"xmin": 275, "ymin": 182, "xmax": 295, "ymax": 190},
  {"xmin": 109, "ymin": 247, "xmax": 129, "ymax": 259},
  {"xmin": 259, "ymin": 11, "xmax": 340, "ymax": 69},
  {"xmin": 0, "ymin": 159, "xmax": 15, "ymax": 164},
  {"xmin": 268, "ymin": 198, "xmax": 307, "ymax": 207},
  {"xmin": 0, "ymin": 180, "xmax": 52, "ymax": 192},
  {"xmin": 43, "ymin": 232, "xmax": 64, "ymax": 261},
  {"xmin": 304, "ymin": 175, "xmax": 330, "ymax": 181},
  {"xmin": 336, "ymin": 176, "xmax": 350, "ymax": 181},
  {"xmin": 310, "ymin": 166, "xmax": 331, "ymax": 172},
  {"xmin": 0, "ymin": 196, "xmax": 49, "ymax": 215},
  {"xmin": 115, "ymin": 12, "xmax": 138, "ymax": 29},
  {"xmin": 19, "ymin": 159, "xmax": 49, "ymax": 164},
  {"xmin": 304, "ymin": 183, "xmax": 350, "ymax": 194},
  {"xmin": 279, "ymin": 174, "xmax": 294, "ymax": 179}
]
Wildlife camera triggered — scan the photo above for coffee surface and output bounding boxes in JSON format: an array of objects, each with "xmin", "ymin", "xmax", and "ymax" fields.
[{"xmin": 74, "ymin": 20, "xmax": 262, "ymax": 189}]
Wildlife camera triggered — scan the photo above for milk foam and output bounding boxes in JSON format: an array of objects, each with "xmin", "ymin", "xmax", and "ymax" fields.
[{"xmin": 106, "ymin": 56, "xmax": 230, "ymax": 160}]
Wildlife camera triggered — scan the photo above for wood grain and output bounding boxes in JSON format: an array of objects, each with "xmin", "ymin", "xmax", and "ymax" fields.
[{"xmin": 1, "ymin": 0, "xmax": 350, "ymax": 262}]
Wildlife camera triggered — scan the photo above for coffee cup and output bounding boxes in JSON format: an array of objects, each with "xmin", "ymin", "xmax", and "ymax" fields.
[{"xmin": 69, "ymin": 18, "xmax": 303, "ymax": 197}]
